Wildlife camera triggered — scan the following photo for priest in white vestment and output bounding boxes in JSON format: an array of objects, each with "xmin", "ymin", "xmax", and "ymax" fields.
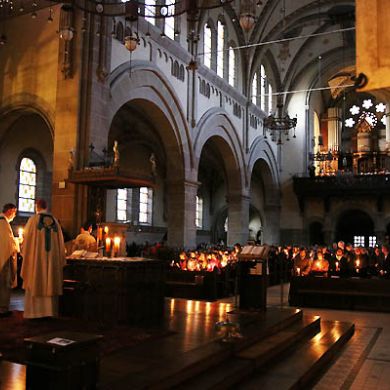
[
  {"xmin": 21, "ymin": 199, "xmax": 66, "ymax": 319},
  {"xmin": 0, "ymin": 203, "xmax": 18, "ymax": 316}
]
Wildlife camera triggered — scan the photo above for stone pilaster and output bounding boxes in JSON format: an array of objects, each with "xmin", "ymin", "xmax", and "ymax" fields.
[
  {"xmin": 263, "ymin": 204, "xmax": 281, "ymax": 245},
  {"xmin": 51, "ymin": 10, "xmax": 85, "ymax": 236},
  {"xmin": 226, "ymin": 192, "xmax": 250, "ymax": 246},
  {"xmin": 167, "ymin": 179, "xmax": 199, "ymax": 248}
]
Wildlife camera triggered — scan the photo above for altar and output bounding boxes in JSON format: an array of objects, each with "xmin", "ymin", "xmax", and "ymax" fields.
[{"xmin": 61, "ymin": 257, "xmax": 165, "ymax": 325}]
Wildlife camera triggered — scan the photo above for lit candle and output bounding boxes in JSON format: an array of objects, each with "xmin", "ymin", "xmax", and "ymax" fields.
[
  {"xmin": 113, "ymin": 236, "xmax": 121, "ymax": 257},
  {"xmin": 105, "ymin": 237, "xmax": 111, "ymax": 254},
  {"xmin": 356, "ymin": 259, "xmax": 360, "ymax": 268},
  {"xmin": 97, "ymin": 227, "xmax": 103, "ymax": 241},
  {"xmin": 296, "ymin": 267, "xmax": 301, "ymax": 276},
  {"xmin": 18, "ymin": 227, "xmax": 24, "ymax": 238},
  {"xmin": 316, "ymin": 261, "xmax": 320, "ymax": 269},
  {"xmin": 104, "ymin": 226, "xmax": 109, "ymax": 234},
  {"xmin": 336, "ymin": 261, "xmax": 339, "ymax": 271}
]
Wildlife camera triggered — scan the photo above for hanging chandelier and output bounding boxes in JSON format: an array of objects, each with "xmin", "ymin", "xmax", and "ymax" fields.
[
  {"xmin": 0, "ymin": 0, "xmax": 236, "ymax": 19},
  {"xmin": 263, "ymin": 103, "xmax": 297, "ymax": 145}
]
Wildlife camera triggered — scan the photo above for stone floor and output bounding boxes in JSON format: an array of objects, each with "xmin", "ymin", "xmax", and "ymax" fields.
[{"xmin": 1, "ymin": 284, "xmax": 390, "ymax": 389}]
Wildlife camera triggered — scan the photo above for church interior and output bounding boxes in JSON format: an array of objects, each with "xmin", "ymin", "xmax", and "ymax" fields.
[{"xmin": 1, "ymin": 0, "xmax": 390, "ymax": 388}]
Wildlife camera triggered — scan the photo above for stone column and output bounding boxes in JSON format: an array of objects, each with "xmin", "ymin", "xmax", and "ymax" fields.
[
  {"xmin": 226, "ymin": 192, "xmax": 250, "ymax": 246},
  {"xmin": 167, "ymin": 179, "xmax": 198, "ymax": 248},
  {"xmin": 263, "ymin": 205, "xmax": 281, "ymax": 245},
  {"xmin": 51, "ymin": 9, "xmax": 85, "ymax": 236}
]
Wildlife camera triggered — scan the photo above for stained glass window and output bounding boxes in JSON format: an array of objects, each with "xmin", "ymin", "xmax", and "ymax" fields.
[
  {"xmin": 18, "ymin": 157, "xmax": 36, "ymax": 213},
  {"xmin": 139, "ymin": 187, "xmax": 153, "ymax": 225}
]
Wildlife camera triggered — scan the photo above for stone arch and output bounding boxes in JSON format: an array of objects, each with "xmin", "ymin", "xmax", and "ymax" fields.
[
  {"xmin": 326, "ymin": 201, "xmax": 378, "ymax": 233},
  {"xmin": 304, "ymin": 216, "xmax": 325, "ymax": 246},
  {"xmin": 109, "ymin": 61, "xmax": 194, "ymax": 180},
  {"xmin": 194, "ymin": 107, "xmax": 247, "ymax": 193},
  {"xmin": 0, "ymin": 106, "xmax": 54, "ymax": 214},
  {"xmin": 0, "ymin": 94, "xmax": 55, "ymax": 143},
  {"xmin": 247, "ymin": 138, "xmax": 280, "ymax": 244},
  {"xmin": 247, "ymin": 137, "xmax": 279, "ymax": 199}
]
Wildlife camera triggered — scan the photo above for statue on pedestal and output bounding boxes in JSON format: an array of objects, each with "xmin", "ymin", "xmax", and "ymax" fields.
[
  {"xmin": 149, "ymin": 153, "xmax": 157, "ymax": 176},
  {"xmin": 113, "ymin": 140, "xmax": 120, "ymax": 167}
]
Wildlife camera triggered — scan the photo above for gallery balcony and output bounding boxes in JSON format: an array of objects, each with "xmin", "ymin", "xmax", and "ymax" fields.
[{"xmin": 293, "ymin": 173, "xmax": 390, "ymax": 212}]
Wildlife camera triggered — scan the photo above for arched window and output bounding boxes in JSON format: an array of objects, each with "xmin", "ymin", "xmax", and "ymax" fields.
[
  {"xmin": 18, "ymin": 157, "xmax": 37, "ymax": 213},
  {"xmin": 252, "ymin": 64, "xmax": 273, "ymax": 112},
  {"xmin": 139, "ymin": 187, "xmax": 153, "ymax": 225},
  {"xmin": 251, "ymin": 72, "xmax": 257, "ymax": 104},
  {"xmin": 195, "ymin": 196, "xmax": 203, "ymax": 229},
  {"xmin": 268, "ymin": 83, "xmax": 273, "ymax": 113},
  {"xmin": 260, "ymin": 65, "xmax": 266, "ymax": 111},
  {"xmin": 164, "ymin": 2, "xmax": 175, "ymax": 40},
  {"xmin": 228, "ymin": 46, "xmax": 236, "ymax": 86},
  {"xmin": 217, "ymin": 20, "xmax": 224, "ymax": 78},
  {"xmin": 144, "ymin": 0, "xmax": 156, "ymax": 25},
  {"xmin": 203, "ymin": 23, "xmax": 212, "ymax": 69},
  {"xmin": 117, "ymin": 189, "xmax": 128, "ymax": 221}
]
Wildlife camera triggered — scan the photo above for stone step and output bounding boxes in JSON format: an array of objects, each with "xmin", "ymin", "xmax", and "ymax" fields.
[
  {"xmin": 178, "ymin": 316, "xmax": 321, "ymax": 390},
  {"xmin": 114, "ymin": 308, "xmax": 303, "ymax": 390},
  {"xmin": 239, "ymin": 320, "xmax": 355, "ymax": 389}
]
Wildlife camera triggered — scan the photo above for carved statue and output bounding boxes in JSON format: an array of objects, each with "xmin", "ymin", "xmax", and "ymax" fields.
[
  {"xmin": 68, "ymin": 150, "xmax": 74, "ymax": 171},
  {"xmin": 149, "ymin": 153, "xmax": 157, "ymax": 176},
  {"xmin": 113, "ymin": 140, "xmax": 120, "ymax": 167}
]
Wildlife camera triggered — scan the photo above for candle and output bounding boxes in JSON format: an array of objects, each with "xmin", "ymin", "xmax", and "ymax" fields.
[
  {"xmin": 296, "ymin": 267, "xmax": 301, "ymax": 276},
  {"xmin": 18, "ymin": 227, "xmax": 24, "ymax": 238},
  {"xmin": 113, "ymin": 236, "xmax": 121, "ymax": 257},
  {"xmin": 97, "ymin": 227, "xmax": 103, "ymax": 241},
  {"xmin": 336, "ymin": 261, "xmax": 339, "ymax": 271},
  {"xmin": 104, "ymin": 226, "xmax": 109, "ymax": 234},
  {"xmin": 356, "ymin": 259, "xmax": 360, "ymax": 268},
  {"xmin": 316, "ymin": 261, "xmax": 320, "ymax": 269},
  {"xmin": 105, "ymin": 237, "xmax": 111, "ymax": 255}
]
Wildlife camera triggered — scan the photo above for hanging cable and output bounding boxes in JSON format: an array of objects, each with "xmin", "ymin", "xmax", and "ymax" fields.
[{"xmin": 198, "ymin": 26, "xmax": 355, "ymax": 56}]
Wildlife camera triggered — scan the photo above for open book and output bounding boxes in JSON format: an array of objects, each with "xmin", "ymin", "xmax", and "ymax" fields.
[{"xmin": 239, "ymin": 245, "xmax": 270, "ymax": 259}]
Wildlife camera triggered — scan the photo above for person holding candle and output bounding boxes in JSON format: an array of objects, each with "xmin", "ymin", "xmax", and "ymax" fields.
[
  {"xmin": 0, "ymin": 203, "xmax": 19, "ymax": 317},
  {"xmin": 293, "ymin": 248, "xmax": 312, "ymax": 276},
  {"xmin": 21, "ymin": 199, "xmax": 66, "ymax": 319}
]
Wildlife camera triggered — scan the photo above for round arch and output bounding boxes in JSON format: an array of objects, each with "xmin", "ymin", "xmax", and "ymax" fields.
[
  {"xmin": 247, "ymin": 137, "xmax": 280, "ymax": 198},
  {"xmin": 335, "ymin": 209, "xmax": 375, "ymax": 245},
  {"xmin": 109, "ymin": 61, "xmax": 194, "ymax": 181},
  {"xmin": 194, "ymin": 107, "xmax": 247, "ymax": 194},
  {"xmin": 326, "ymin": 201, "xmax": 378, "ymax": 234}
]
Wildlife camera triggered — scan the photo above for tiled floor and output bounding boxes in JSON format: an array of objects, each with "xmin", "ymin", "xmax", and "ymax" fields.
[{"xmin": 2, "ymin": 285, "xmax": 390, "ymax": 389}]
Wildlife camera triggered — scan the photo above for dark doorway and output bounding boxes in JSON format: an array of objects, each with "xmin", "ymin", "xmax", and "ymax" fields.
[
  {"xmin": 335, "ymin": 209, "xmax": 374, "ymax": 245},
  {"xmin": 309, "ymin": 222, "xmax": 324, "ymax": 245}
]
